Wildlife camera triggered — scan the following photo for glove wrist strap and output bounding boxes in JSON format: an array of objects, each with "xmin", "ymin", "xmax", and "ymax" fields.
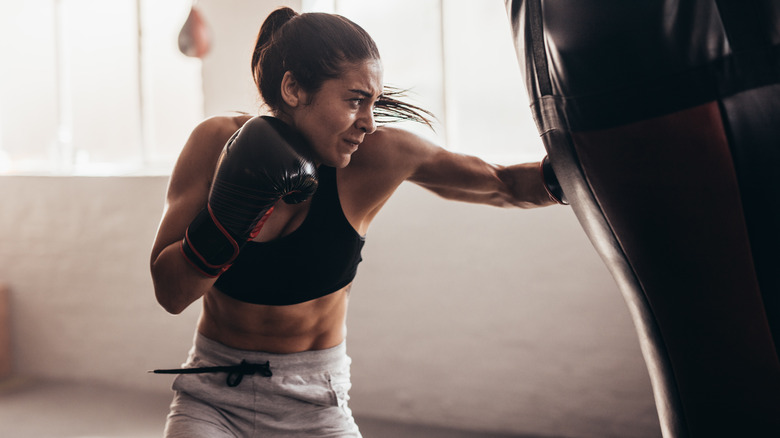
[
  {"xmin": 180, "ymin": 206, "xmax": 241, "ymax": 277},
  {"xmin": 540, "ymin": 155, "xmax": 568, "ymax": 205}
]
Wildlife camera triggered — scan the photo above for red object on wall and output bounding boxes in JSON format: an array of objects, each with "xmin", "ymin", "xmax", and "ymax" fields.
[{"xmin": 178, "ymin": 5, "xmax": 212, "ymax": 58}]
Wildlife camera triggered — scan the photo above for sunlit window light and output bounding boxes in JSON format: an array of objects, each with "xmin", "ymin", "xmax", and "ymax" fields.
[
  {"xmin": 1, "ymin": 1, "xmax": 542, "ymax": 176},
  {"xmin": 0, "ymin": 0, "xmax": 202, "ymax": 176}
]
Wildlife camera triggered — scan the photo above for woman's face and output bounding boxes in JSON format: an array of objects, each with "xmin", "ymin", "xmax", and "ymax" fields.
[{"xmin": 285, "ymin": 59, "xmax": 383, "ymax": 168}]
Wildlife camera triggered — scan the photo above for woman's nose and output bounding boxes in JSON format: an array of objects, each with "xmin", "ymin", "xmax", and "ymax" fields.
[{"xmin": 356, "ymin": 108, "xmax": 377, "ymax": 134}]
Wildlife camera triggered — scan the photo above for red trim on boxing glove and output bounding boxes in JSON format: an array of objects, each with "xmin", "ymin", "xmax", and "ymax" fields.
[
  {"xmin": 180, "ymin": 205, "xmax": 242, "ymax": 277},
  {"xmin": 179, "ymin": 240, "xmax": 225, "ymax": 278},
  {"xmin": 249, "ymin": 206, "xmax": 275, "ymax": 240}
]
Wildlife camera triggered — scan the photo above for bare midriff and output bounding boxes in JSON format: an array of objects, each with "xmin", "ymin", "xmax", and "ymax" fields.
[{"xmin": 197, "ymin": 285, "xmax": 350, "ymax": 354}]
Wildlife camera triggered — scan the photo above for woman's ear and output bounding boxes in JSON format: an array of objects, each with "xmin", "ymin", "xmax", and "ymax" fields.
[{"xmin": 280, "ymin": 71, "xmax": 306, "ymax": 108}]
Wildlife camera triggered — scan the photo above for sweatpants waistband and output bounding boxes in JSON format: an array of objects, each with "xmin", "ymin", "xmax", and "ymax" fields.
[{"xmin": 191, "ymin": 332, "xmax": 349, "ymax": 377}]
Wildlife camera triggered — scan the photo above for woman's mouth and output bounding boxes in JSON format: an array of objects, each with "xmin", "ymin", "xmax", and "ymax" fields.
[{"xmin": 344, "ymin": 138, "xmax": 362, "ymax": 150}]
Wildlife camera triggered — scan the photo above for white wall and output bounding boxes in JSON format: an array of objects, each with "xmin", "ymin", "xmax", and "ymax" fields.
[
  {"xmin": 0, "ymin": 175, "xmax": 659, "ymax": 437},
  {"xmin": 349, "ymin": 185, "xmax": 660, "ymax": 437},
  {"xmin": 0, "ymin": 176, "xmax": 200, "ymax": 384}
]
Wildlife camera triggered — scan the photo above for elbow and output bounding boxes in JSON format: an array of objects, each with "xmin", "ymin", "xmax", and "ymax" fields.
[
  {"xmin": 152, "ymin": 281, "xmax": 190, "ymax": 315},
  {"xmin": 157, "ymin": 295, "xmax": 187, "ymax": 315},
  {"xmin": 152, "ymin": 280, "xmax": 185, "ymax": 315},
  {"xmin": 150, "ymin": 261, "xmax": 188, "ymax": 315},
  {"xmin": 149, "ymin": 243, "xmax": 212, "ymax": 314}
]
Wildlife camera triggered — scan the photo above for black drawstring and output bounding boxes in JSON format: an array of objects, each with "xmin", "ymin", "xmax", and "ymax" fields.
[{"xmin": 151, "ymin": 360, "xmax": 273, "ymax": 387}]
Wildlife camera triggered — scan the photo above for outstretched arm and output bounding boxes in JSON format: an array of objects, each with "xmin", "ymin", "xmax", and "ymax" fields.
[
  {"xmin": 411, "ymin": 148, "xmax": 558, "ymax": 208},
  {"xmin": 368, "ymin": 127, "xmax": 560, "ymax": 208}
]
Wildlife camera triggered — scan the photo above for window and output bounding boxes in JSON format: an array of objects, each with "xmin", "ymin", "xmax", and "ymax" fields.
[
  {"xmin": 1, "ymin": 1, "xmax": 545, "ymax": 175},
  {"xmin": 0, "ymin": 0, "xmax": 203, "ymax": 175},
  {"xmin": 303, "ymin": 0, "xmax": 545, "ymax": 164}
]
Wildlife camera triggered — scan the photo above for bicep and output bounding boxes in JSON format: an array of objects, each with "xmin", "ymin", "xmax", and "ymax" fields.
[
  {"xmin": 150, "ymin": 120, "xmax": 228, "ymax": 263},
  {"xmin": 148, "ymin": 168, "xmax": 213, "ymax": 313},
  {"xmin": 150, "ymin": 186, "xmax": 206, "ymax": 263}
]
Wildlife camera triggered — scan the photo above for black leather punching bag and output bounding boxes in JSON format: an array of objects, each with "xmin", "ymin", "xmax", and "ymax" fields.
[{"xmin": 506, "ymin": 1, "xmax": 780, "ymax": 436}]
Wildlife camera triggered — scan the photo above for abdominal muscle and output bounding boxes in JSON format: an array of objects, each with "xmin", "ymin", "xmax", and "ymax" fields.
[{"xmin": 197, "ymin": 284, "xmax": 350, "ymax": 354}]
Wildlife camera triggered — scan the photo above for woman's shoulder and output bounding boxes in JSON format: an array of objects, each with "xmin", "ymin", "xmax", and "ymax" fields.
[
  {"xmin": 349, "ymin": 125, "xmax": 440, "ymax": 173},
  {"xmin": 337, "ymin": 126, "xmax": 440, "ymax": 228},
  {"xmin": 362, "ymin": 125, "xmax": 417, "ymax": 146},
  {"xmin": 168, "ymin": 114, "xmax": 254, "ymax": 196},
  {"xmin": 352, "ymin": 126, "xmax": 420, "ymax": 163},
  {"xmin": 180, "ymin": 113, "xmax": 255, "ymax": 161},
  {"xmin": 193, "ymin": 114, "xmax": 254, "ymax": 144}
]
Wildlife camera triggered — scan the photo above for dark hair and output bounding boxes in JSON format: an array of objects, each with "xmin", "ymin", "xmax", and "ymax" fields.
[{"xmin": 252, "ymin": 7, "xmax": 434, "ymax": 128}]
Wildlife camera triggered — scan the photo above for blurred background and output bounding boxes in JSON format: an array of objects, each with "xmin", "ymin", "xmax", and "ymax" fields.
[{"xmin": 0, "ymin": 1, "xmax": 661, "ymax": 436}]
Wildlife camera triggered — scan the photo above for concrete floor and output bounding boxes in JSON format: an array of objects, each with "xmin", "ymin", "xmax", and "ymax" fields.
[{"xmin": 0, "ymin": 377, "xmax": 560, "ymax": 438}]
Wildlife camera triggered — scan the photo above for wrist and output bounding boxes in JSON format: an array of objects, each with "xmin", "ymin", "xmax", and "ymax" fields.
[{"xmin": 180, "ymin": 206, "xmax": 242, "ymax": 277}]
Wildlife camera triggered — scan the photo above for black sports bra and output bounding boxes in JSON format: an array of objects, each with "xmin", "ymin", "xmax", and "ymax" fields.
[{"xmin": 213, "ymin": 165, "xmax": 365, "ymax": 305}]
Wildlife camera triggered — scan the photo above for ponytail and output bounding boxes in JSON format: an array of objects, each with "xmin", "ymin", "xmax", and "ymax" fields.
[
  {"xmin": 377, "ymin": 87, "xmax": 436, "ymax": 129},
  {"xmin": 252, "ymin": 7, "xmax": 298, "ymax": 111}
]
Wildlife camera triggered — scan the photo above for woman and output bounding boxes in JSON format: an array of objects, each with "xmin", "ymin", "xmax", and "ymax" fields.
[{"xmin": 150, "ymin": 7, "xmax": 562, "ymax": 437}]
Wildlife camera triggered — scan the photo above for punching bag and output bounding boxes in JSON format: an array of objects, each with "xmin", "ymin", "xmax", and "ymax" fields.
[
  {"xmin": 506, "ymin": 1, "xmax": 780, "ymax": 436},
  {"xmin": 178, "ymin": 2, "xmax": 211, "ymax": 58}
]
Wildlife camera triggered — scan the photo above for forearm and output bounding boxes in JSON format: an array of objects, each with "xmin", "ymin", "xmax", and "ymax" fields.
[
  {"xmin": 151, "ymin": 242, "xmax": 218, "ymax": 314},
  {"xmin": 398, "ymin": 128, "xmax": 562, "ymax": 208},
  {"xmin": 417, "ymin": 162, "xmax": 552, "ymax": 208},
  {"xmin": 412, "ymin": 153, "xmax": 557, "ymax": 208}
]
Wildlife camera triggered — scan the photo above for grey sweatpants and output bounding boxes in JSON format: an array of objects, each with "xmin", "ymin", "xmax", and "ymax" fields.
[{"xmin": 164, "ymin": 333, "xmax": 361, "ymax": 437}]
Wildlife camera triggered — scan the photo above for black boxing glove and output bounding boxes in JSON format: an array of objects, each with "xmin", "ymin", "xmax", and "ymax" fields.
[
  {"xmin": 181, "ymin": 116, "xmax": 318, "ymax": 277},
  {"xmin": 540, "ymin": 155, "xmax": 568, "ymax": 205}
]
